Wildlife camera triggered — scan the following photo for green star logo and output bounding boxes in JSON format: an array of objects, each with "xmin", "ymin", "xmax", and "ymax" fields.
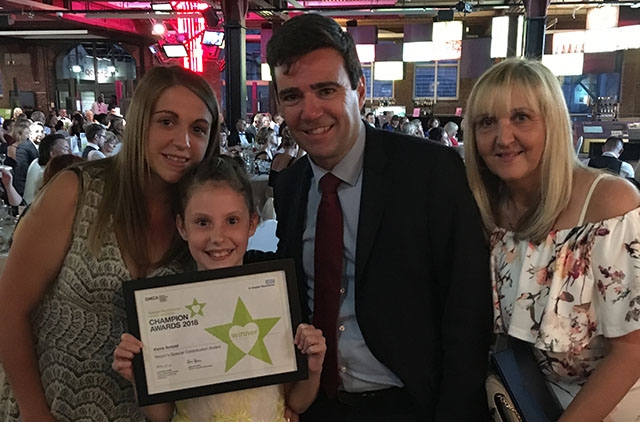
[
  {"xmin": 186, "ymin": 298, "xmax": 206, "ymax": 317},
  {"xmin": 205, "ymin": 297, "xmax": 280, "ymax": 372}
]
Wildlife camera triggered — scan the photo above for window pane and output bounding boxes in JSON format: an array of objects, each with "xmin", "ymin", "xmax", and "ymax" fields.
[
  {"xmin": 415, "ymin": 65, "xmax": 435, "ymax": 98},
  {"xmin": 373, "ymin": 80, "xmax": 393, "ymax": 98},
  {"xmin": 362, "ymin": 66, "xmax": 372, "ymax": 99},
  {"xmin": 436, "ymin": 65, "xmax": 458, "ymax": 99}
]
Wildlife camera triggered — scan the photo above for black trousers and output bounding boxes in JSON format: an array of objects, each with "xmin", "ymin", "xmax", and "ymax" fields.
[{"xmin": 300, "ymin": 388, "xmax": 420, "ymax": 422}]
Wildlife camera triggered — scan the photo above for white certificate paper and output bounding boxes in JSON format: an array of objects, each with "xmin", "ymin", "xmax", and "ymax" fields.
[{"xmin": 123, "ymin": 260, "xmax": 306, "ymax": 405}]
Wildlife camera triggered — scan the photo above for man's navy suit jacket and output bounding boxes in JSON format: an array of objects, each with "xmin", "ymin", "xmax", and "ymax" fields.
[{"xmin": 272, "ymin": 124, "xmax": 492, "ymax": 420}]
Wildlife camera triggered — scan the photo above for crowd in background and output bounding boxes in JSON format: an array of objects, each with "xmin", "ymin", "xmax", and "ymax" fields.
[{"xmin": 0, "ymin": 99, "xmax": 126, "ymax": 212}]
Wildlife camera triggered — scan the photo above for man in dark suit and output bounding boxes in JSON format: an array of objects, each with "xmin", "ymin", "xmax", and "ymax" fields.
[
  {"xmin": 588, "ymin": 136, "xmax": 635, "ymax": 179},
  {"xmin": 227, "ymin": 118, "xmax": 255, "ymax": 147},
  {"xmin": 14, "ymin": 122, "xmax": 42, "ymax": 196},
  {"xmin": 266, "ymin": 14, "xmax": 492, "ymax": 421}
]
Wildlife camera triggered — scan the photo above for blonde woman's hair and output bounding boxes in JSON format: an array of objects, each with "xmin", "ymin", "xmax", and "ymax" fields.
[
  {"xmin": 463, "ymin": 58, "xmax": 578, "ymax": 243},
  {"xmin": 443, "ymin": 121, "xmax": 458, "ymax": 137},
  {"xmin": 87, "ymin": 66, "xmax": 220, "ymax": 275}
]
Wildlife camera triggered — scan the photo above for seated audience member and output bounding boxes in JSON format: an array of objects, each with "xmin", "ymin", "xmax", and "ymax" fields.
[
  {"xmin": 587, "ymin": 136, "xmax": 635, "ymax": 179},
  {"xmin": 102, "ymin": 132, "xmax": 119, "ymax": 157},
  {"xmin": 13, "ymin": 122, "xmax": 43, "ymax": 196},
  {"xmin": 401, "ymin": 119, "xmax": 425, "ymax": 137},
  {"xmin": 84, "ymin": 110, "xmax": 95, "ymax": 124},
  {"xmin": 364, "ymin": 112, "xmax": 376, "ymax": 128},
  {"xmin": 246, "ymin": 113, "xmax": 268, "ymax": 137},
  {"xmin": 2, "ymin": 120, "xmax": 15, "ymax": 145},
  {"xmin": 57, "ymin": 109, "xmax": 72, "ymax": 131},
  {"xmin": 46, "ymin": 111, "xmax": 58, "ymax": 132},
  {"xmin": 255, "ymin": 126, "xmax": 277, "ymax": 161},
  {"xmin": 272, "ymin": 113, "xmax": 284, "ymax": 134},
  {"xmin": 107, "ymin": 115, "xmax": 125, "ymax": 143},
  {"xmin": 69, "ymin": 112, "xmax": 86, "ymax": 155},
  {"xmin": 23, "ymin": 133, "xmax": 71, "ymax": 204},
  {"xmin": 30, "ymin": 111, "xmax": 50, "ymax": 136},
  {"xmin": 268, "ymin": 125, "xmax": 300, "ymax": 188},
  {"xmin": 428, "ymin": 126, "xmax": 451, "ymax": 146},
  {"xmin": 54, "ymin": 120, "xmax": 64, "ymax": 132},
  {"xmin": 94, "ymin": 113, "xmax": 109, "ymax": 127},
  {"xmin": 443, "ymin": 121, "xmax": 460, "ymax": 146},
  {"xmin": 11, "ymin": 154, "xmax": 86, "ymax": 241},
  {"xmin": 82, "ymin": 123, "xmax": 107, "ymax": 161},
  {"xmin": 427, "ymin": 116, "xmax": 440, "ymax": 130},
  {"xmin": 6, "ymin": 121, "xmax": 30, "ymax": 168},
  {"xmin": 228, "ymin": 118, "xmax": 254, "ymax": 147},
  {"xmin": 382, "ymin": 115, "xmax": 400, "ymax": 131},
  {"xmin": 11, "ymin": 107, "xmax": 23, "ymax": 121},
  {"xmin": 41, "ymin": 154, "xmax": 85, "ymax": 186}
]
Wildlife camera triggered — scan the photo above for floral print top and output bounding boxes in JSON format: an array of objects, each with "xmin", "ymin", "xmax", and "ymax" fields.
[{"xmin": 490, "ymin": 206, "xmax": 640, "ymax": 416}]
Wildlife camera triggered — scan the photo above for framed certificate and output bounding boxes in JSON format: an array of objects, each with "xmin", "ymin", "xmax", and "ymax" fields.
[{"xmin": 123, "ymin": 259, "xmax": 307, "ymax": 406}]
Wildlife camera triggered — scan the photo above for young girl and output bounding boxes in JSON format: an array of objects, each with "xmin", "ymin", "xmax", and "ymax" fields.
[{"xmin": 113, "ymin": 156, "xmax": 326, "ymax": 422}]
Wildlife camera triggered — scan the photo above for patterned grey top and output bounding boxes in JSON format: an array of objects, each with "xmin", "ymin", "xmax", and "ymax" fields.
[{"xmin": 0, "ymin": 163, "xmax": 193, "ymax": 421}]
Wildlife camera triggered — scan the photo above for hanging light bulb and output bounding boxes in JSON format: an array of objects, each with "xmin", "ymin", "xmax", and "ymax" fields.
[{"xmin": 152, "ymin": 20, "xmax": 167, "ymax": 36}]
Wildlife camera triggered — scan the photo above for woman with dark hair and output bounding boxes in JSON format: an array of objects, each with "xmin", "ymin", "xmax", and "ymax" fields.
[
  {"xmin": 427, "ymin": 126, "xmax": 451, "ymax": 146},
  {"xmin": 269, "ymin": 124, "xmax": 301, "ymax": 188},
  {"xmin": 23, "ymin": 133, "xmax": 71, "ymax": 204},
  {"xmin": 69, "ymin": 111, "xmax": 86, "ymax": 155},
  {"xmin": 107, "ymin": 115, "xmax": 125, "ymax": 143}
]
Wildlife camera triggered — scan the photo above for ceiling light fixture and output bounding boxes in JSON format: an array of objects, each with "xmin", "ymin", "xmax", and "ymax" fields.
[
  {"xmin": 0, "ymin": 29, "xmax": 89, "ymax": 36},
  {"xmin": 455, "ymin": 1, "xmax": 473, "ymax": 14},
  {"xmin": 152, "ymin": 2, "xmax": 173, "ymax": 11}
]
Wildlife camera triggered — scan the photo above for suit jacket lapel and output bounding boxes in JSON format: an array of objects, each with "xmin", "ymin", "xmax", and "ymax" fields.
[
  {"xmin": 292, "ymin": 157, "xmax": 312, "ymax": 261},
  {"xmin": 355, "ymin": 126, "xmax": 391, "ymax": 287}
]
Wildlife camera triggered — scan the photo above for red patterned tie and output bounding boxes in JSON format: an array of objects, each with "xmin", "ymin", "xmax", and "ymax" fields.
[{"xmin": 314, "ymin": 172, "xmax": 343, "ymax": 397}]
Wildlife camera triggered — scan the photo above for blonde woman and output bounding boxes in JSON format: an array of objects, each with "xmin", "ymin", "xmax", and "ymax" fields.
[
  {"xmin": 464, "ymin": 58, "xmax": 640, "ymax": 422},
  {"xmin": 0, "ymin": 66, "xmax": 220, "ymax": 421},
  {"xmin": 443, "ymin": 121, "xmax": 459, "ymax": 146},
  {"xmin": 6, "ymin": 120, "xmax": 30, "ymax": 165}
]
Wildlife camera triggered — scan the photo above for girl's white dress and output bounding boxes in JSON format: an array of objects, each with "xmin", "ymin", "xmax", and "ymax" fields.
[{"xmin": 173, "ymin": 385, "xmax": 287, "ymax": 422}]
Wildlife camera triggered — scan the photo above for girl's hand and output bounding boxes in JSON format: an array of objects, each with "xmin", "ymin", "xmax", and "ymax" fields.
[
  {"xmin": 112, "ymin": 333, "xmax": 143, "ymax": 384},
  {"xmin": 293, "ymin": 323, "xmax": 326, "ymax": 374}
]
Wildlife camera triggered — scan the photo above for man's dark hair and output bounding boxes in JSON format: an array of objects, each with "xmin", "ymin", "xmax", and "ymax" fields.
[
  {"xmin": 38, "ymin": 133, "xmax": 65, "ymax": 166},
  {"xmin": 266, "ymin": 13, "xmax": 363, "ymax": 93},
  {"xmin": 428, "ymin": 127, "xmax": 446, "ymax": 142},
  {"xmin": 603, "ymin": 136, "xmax": 623, "ymax": 152},
  {"xmin": 86, "ymin": 123, "xmax": 104, "ymax": 142}
]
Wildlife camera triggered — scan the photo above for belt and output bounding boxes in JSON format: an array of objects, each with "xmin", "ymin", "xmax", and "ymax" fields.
[{"xmin": 336, "ymin": 387, "xmax": 411, "ymax": 408}]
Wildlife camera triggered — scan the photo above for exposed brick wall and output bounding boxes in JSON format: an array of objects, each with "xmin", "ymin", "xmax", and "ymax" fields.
[{"xmin": 0, "ymin": 45, "xmax": 53, "ymax": 111}]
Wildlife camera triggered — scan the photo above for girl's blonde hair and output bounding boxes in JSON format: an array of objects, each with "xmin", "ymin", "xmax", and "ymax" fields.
[{"xmin": 463, "ymin": 58, "xmax": 578, "ymax": 243}]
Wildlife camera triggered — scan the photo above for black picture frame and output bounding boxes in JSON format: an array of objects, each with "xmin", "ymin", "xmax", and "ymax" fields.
[{"xmin": 123, "ymin": 259, "xmax": 307, "ymax": 406}]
